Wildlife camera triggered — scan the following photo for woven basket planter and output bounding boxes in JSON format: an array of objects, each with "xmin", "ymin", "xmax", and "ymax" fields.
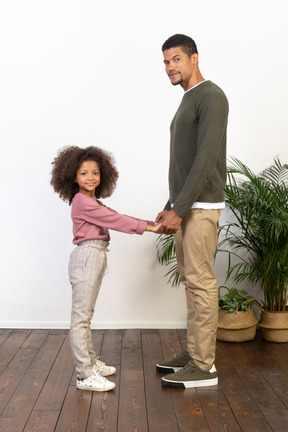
[
  {"xmin": 217, "ymin": 308, "xmax": 259, "ymax": 342},
  {"xmin": 258, "ymin": 310, "xmax": 288, "ymax": 342}
]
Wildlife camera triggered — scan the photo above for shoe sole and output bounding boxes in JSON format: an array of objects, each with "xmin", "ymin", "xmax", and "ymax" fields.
[
  {"xmin": 76, "ymin": 383, "xmax": 116, "ymax": 391},
  {"xmin": 156, "ymin": 364, "xmax": 183, "ymax": 374},
  {"xmin": 162, "ymin": 377, "xmax": 218, "ymax": 388}
]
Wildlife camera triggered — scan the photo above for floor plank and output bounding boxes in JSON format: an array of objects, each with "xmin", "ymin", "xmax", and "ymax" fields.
[
  {"xmin": 159, "ymin": 329, "xmax": 183, "ymax": 360},
  {"xmin": 86, "ymin": 330, "xmax": 119, "ymax": 432},
  {"xmin": 220, "ymin": 341, "xmax": 288, "ymax": 432},
  {"xmin": 86, "ymin": 374, "xmax": 119, "ymax": 432},
  {"xmin": 118, "ymin": 348, "xmax": 148, "ymax": 432},
  {"xmin": 34, "ymin": 333, "xmax": 74, "ymax": 411},
  {"xmin": 54, "ymin": 386, "xmax": 92, "ymax": 432},
  {"xmin": 216, "ymin": 343, "xmax": 273, "ymax": 432},
  {"xmin": 21, "ymin": 330, "xmax": 50, "ymax": 349},
  {"xmin": 23, "ymin": 410, "xmax": 59, "ymax": 432},
  {"xmin": 0, "ymin": 330, "xmax": 31, "ymax": 366},
  {"xmin": 101, "ymin": 330, "xmax": 122, "ymax": 367},
  {"xmin": 0, "ymin": 329, "xmax": 287, "ymax": 432},
  {"xmin": 159, "ymin": 329, "xmax": 211, "ymax": 432},
  {"xmin": 0, "ymin": 334, "xmax": 66, "ymax": 432},
  {"xmin": 122, "ymin": 329, "xmax": 141, "ymax": 350},
  {"xmin": 142, "ymin": 332, "xmax": 180, "ymax": 432},
  {"xmin": 0, "ymin": 349, "xmax": 37, "ymax": 416},
  {"xmin": 0, "ymin": 330, "xmax": 13, "ymax": 347},
  {"xmin": 198, "ymin": 388, "xmax": 242, "ymax": 432}
]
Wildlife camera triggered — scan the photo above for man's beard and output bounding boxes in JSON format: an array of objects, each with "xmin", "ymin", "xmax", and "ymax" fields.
[{"xmin": 170, "ymin": 73, "xmax": 183, "ymax": 86}]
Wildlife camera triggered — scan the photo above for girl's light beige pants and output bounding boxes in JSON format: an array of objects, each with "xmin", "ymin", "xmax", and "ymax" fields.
[{"xmin": 68, "ymin": 239, "xmax": 108, "ymax": 379}]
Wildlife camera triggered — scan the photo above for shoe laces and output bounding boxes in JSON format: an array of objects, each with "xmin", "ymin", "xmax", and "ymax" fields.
[
  {"xmin": 94, "ymin": 358, "xmax": 110, "ymax": 372},
  {"xmin": 175, "ymin": 351, "xmax": 190, "ymax": 359},
  {"xmin": 79, "ymin": 372, "xmax": 108, "ymax": 385},
  {"xmin": 91, "ymin": 371, "xmax": 108, "ymax": 384},
  {"xmin": 176, "ymin": 360, "xmax": 196, "ymax": 375}
]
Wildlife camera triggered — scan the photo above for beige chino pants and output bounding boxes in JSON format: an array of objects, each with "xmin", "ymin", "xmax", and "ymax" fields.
[{"xmin": 175, "ymin": 209, "xmax": 221, "ymax": 371}]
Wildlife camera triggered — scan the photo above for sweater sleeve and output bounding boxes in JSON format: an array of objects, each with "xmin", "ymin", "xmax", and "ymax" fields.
[
  {"xmin": 164, "ymin": 200, "xmax": 172, "ymax": 211},
  {"xmin": 77, "ymin": 195, "xmax": 148, "ymax": 235},
  {"xmin": 173, "ymin": 89, "xmax": 228, "ymax": 217}
]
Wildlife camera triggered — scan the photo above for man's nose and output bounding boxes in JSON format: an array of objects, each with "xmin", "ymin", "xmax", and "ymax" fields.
[{"xmin": 168, "ymin": 61, "xmax": 175, "ymax": 70}]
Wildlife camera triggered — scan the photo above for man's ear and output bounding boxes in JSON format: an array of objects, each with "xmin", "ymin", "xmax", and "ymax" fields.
[{"xmin": 191, "ymin": 53, "xmax": 199, "ymax": 65}]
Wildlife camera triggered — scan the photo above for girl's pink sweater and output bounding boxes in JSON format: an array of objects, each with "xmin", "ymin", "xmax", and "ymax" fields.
[{"xmin": 71, "ymin": 193, "xmax": 150, "ymax": 244}]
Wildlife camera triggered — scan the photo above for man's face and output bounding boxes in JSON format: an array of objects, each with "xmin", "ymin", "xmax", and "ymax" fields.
[{"xmin": 163, "ymin": 46, "xmax": 196, "ymax": 89}]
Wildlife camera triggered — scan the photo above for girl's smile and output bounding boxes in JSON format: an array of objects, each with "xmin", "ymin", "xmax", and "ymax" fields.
[{"xmin": 75, "ymin": 160, "xmax": 101, "ymax": 198}]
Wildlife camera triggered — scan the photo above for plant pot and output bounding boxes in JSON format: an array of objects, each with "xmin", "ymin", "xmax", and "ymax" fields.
[
  {"xmin": 217, "ymin": 308, "xmax": 259, "ymax": 342},
  {"xmin": 258, "ymin": 310, "xmax": 288, "ymax": 342}
]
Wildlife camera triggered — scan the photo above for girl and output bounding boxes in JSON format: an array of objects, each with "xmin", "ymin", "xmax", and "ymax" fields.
[{"xmin": 51, "ymin": 145, "xmax": 161, "ymax": 392}]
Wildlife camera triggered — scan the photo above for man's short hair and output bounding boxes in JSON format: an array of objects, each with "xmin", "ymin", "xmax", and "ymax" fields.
[{"xmin": 162, "ymin": 34, "xmax": 198, "ymax": 57}]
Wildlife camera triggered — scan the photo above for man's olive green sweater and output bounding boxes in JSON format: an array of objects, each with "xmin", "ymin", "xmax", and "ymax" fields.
[{"xmin": 165, "ymin": 80, "xmax": 229, "ymax": 218}]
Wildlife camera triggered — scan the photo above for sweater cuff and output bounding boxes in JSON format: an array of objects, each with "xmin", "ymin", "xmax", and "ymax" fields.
[{"xmin": 136, "ymin": 220, "xmax": 148, "ymax": 234}]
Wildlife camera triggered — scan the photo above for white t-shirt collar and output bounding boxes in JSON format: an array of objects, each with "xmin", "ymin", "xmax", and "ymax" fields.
[{"xmin": 184, "ymin": 79, "xmax": 207, "ymax": 94}]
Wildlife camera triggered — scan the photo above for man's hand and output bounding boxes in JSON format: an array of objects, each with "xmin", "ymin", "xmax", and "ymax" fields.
[
  {"xmin": 156, "ymin": 210, "xmax": 182, "ymax": 234},
  {"xmin": 155, "ymin": 210, "xmax": 168, "ymax": 223}
]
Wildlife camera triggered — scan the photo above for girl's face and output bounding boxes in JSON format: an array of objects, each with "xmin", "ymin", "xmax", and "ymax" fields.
[{"xmin": 75, "ymin": 160, "xmax": 101, "ymax": 198}]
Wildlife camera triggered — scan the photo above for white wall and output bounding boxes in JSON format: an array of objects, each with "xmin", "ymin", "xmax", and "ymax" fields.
[{"xmin": 0, "ymin": 0, "xmax": 287, "ymax": 328}]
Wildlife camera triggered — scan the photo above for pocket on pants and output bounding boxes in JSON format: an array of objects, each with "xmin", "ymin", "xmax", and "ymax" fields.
[{"xmin": 68, "ymin": 247, "xmax": 90, "ymax": 285}]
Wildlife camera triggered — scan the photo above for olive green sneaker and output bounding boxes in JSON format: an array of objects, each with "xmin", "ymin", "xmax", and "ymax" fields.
[
  {"xmin": 162, "ymin": 360, "xmax": 218, "ymax": 388},
  {"xmin": 156, "ymin": 351, "xmax": 193, "ymax": 374}
]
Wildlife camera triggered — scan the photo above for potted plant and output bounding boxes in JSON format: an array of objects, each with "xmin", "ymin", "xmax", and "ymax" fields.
[
  {"xmin": 217, "ymin": 157, "xmax": 288, "ymax": 342},
  {"xmin": 217, "ymin": 286, "xmax": 258, "ymax": 342},
  {"xmin": 156, "ymin": 236, "xmax": 259, "ymax": 342}
]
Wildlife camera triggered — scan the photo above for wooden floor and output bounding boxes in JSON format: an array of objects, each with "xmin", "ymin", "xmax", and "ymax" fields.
[{"xmin": 0, "ymin": 329, "xmax": 288, "ymax": 432}]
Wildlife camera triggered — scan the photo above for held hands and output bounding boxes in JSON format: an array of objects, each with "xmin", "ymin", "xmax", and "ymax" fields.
[
  {"xmin": 155, "ymin": 210, "xmax": 182, "ymax": 234},
  {"xmin": 146, "ymin": 210, "xmax": 182, "ymax": 234},
  {"xmin": 146, "ymin": 222, "xmax": 163, "ymax": 234},
  {"xmin": 155, "ymin": 210, "xmax": 169, "ymax": 223}
]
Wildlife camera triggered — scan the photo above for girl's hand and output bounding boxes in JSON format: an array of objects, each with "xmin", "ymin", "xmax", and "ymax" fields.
[{"xmin": 146, "ymin": 223, "xmax": 162, "ymax": 233}]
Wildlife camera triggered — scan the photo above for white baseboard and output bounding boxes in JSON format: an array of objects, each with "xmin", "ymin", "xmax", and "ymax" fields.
[{"xmin": 0, "ymin": 321, "xmax": 187, "ymax": 329}]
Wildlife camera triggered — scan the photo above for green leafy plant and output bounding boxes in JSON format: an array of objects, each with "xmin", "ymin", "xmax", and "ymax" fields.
[
  {"xmin": 156, "ymin": 234, "xmax": 180, "ymax": 287},
  {"xmin": 218, "ymin": 157, "xmax": 288, "ymax": 311},
  {"xmin": 218, "ymin": 287, "xmax": 254, "ymax": 312}
]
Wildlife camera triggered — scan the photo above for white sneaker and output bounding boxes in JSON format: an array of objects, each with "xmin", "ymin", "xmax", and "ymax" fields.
[
  {"xmin": 93, "ymin": 359, "xmax": 116, "ymax": 376},
  {"xmin": 76, "ymin": 372, "xmax": 115, "ymax": 392}
]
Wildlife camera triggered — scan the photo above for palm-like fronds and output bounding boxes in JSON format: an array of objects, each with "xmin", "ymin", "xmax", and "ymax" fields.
[
  {"xmin": 218, "ymin": 157, "xmax": 288, "ymax": 311},
  {"xmin": 156, "ymin": 234, "xmax": 180, "ymax": 287}
]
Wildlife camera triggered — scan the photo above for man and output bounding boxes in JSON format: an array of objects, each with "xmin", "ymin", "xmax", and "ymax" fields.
[{"xmin": 156, "ymin": 34, "xmax": 229, "ymax": 388}]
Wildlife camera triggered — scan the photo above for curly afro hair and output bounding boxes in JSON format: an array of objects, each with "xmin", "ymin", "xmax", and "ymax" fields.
[{"xmin": 51, "ymin": 146, "xmax": 119, "ymax": 204}]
